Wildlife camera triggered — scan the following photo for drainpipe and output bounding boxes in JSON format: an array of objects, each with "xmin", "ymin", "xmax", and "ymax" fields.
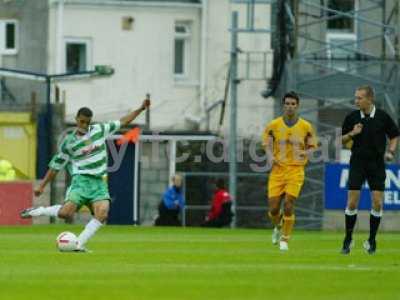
[
  {"xmin": 56, "ymin": 0, "xmax": 65, "ymax": 73},
  {"xmin": 200, "ymin": 0, "xmax": 208, "ymax": 129},
  {"xmin": 0, "ymin": 56, "xmax": 2, "ymax": 100}
]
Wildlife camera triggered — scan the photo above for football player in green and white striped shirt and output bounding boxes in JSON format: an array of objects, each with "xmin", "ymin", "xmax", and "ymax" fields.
[{"xmin": 20, "ymin": 99, "xmax": 150, "ymax": 251}]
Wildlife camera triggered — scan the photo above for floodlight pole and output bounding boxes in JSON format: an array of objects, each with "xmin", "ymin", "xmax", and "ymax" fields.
[{"xmin": 229, "ymin": 11, "xmax": 239, "ymax": 228}]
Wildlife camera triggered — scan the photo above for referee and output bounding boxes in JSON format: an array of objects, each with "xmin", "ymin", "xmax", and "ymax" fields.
[{"xmin": 341, "ymin": 85, "xmax": 399, "ymax": 255}]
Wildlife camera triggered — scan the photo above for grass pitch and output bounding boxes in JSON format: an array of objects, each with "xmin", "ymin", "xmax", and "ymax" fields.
[{"xmin": 0, "ymin": 225, "xmax": 399, "ymax": 300}]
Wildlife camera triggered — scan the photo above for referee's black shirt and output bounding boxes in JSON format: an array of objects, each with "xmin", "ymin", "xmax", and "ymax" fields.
[{"xmin": 342, "ymin": 107, "xmax": 400, "ymax": 160}]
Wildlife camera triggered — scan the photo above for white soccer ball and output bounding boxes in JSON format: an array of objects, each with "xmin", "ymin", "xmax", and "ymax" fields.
[{"xmin": 56, "ymin": 231, "xmax": 78, "ymax": 252}]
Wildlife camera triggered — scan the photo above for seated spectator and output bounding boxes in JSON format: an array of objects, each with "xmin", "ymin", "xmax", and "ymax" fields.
[
  {"xmin": 202, "ymin": 179, "xmax": 233, "ymax": 228},
  {"xmin": 154, "ymin": 174, "xmax": 185, "ymax": 226}
]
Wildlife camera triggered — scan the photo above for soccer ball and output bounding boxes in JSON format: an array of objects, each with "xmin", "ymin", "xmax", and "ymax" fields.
[{"xmin": 56, "ymin": 231, "xmax": 78, "ymax": 252}]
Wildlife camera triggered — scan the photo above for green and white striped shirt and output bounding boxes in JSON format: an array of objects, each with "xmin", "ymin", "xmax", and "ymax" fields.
[{"xmin": 49, "ymin": 121, "xmax": 121, "ymax": 177}]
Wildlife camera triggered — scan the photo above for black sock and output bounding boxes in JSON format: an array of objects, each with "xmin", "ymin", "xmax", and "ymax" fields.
[
  {"xmin": 345, "ymin": 213, "xmax": 357, "ymax": 241},
  {"xmin": 369, "ymin": 214, "xmax": 381, "ymax": 242}
]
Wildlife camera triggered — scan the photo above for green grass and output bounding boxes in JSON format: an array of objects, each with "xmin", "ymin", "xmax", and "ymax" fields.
[{"xmin": 0, "ymin": 225, "xmax": 399, "ymax": 300}]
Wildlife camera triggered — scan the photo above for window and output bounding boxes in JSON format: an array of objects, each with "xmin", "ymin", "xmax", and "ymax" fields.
[
  {"xmin": 326, "ymin": 33, "xmax": 357, "ymax": 70},
  {"xmin": 64, "ymin": 38, "xmax": 91, "ymax": 73},
  {"xmin": 174, "ymin": 22, "xmax": 191, "ymax": 78},
  {"xmin": 0, "ymin": 20, "xmax": 18, "ymax": 55},
  {"xmin": 326, "ymin": 1, "xmax": 357, "ymax": 70},
  {"xmin": 6, "ymin": 23, "xmax": 16, "ymax": 49},
  {"xmin": 327, "ymin": 0, "xmax": 356, "ymax": 32}
]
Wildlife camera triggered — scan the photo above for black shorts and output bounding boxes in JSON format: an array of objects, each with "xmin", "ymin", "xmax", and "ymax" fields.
[{"xmin": 348, "ymin": 156, "xmax": 386, "ymax": 191}]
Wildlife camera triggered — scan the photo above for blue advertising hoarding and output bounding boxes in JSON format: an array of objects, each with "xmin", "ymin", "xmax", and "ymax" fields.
[
  {"xmin": 107, "ymin": 141, "xmax": 136, "ymax": 225},
  {"xmin": 325, "ymin": 163, "xmax": 400, "ymax": 210}
]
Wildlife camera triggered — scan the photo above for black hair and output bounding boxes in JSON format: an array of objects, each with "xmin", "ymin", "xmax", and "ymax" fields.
[
  {"xmin": 216, "ymin": 178, "xmax": 226, "ymax": 189},
  {"xmin": 282, "ymin": 91, "xmax": 300, "ymax": 104},
  {"xmin": 76, "ymin": 107, "xmax": 93, "ymax": 118}
]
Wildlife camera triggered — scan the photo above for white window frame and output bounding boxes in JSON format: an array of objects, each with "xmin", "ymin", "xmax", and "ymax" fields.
[
  {"xmin": 326, "ymin": 33, "xmax": 357, "ymax": 59},
  {"xmin": 63, "ymin": 37, "xmax": 92, "ymax": 73},
  {"xmin": 326, "ymin": 32, "xmax": 357, "ymax": 71},
  {"xmin": 173, "ymin": 22, "xmax": 191, "ymax": 80},
  {"xmin": 0, "ymin": 19, "xmax": 19, "ymax": 55}
]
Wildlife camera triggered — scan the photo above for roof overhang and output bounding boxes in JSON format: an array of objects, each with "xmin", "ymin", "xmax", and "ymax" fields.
[{"xmin": 49, "ymin": 0, "xmax": 202, "ymax": 9}]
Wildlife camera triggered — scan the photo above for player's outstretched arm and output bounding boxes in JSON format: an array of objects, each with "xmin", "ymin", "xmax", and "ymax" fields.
[
  {"xmin": 35, "ymin": 169, "xmax": 58, "ymax": 197},
  {"xmin": 120, "ymin": 99, "xmax": 151, "ymax": 127}
]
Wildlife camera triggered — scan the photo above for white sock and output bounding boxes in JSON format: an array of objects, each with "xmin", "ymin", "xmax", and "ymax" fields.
[
  {"xmin": 77, "ymin": 218, "xmax": 103, "ymax": 248},
  {"xmin": 345, "ymin": 208, "xmax": 358, "ymax": 216},
  {"xmin": 30, "ymin": 205, "xmax": 62, "ymax": 217},
  {"xmin": 370, "ymin": 209, "xmax": 383, "ymax": 217}
]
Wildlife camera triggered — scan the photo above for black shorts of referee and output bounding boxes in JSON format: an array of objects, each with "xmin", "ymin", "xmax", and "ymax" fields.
[{"xmin": 348, "ymin": 154, "xmax": 385, "ymax": 191}]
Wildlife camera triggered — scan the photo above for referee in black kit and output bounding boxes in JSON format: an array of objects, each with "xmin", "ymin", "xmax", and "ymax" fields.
[{"xmin": 340, "ymin": 85, "xmax": 399, "ymax": 255}]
